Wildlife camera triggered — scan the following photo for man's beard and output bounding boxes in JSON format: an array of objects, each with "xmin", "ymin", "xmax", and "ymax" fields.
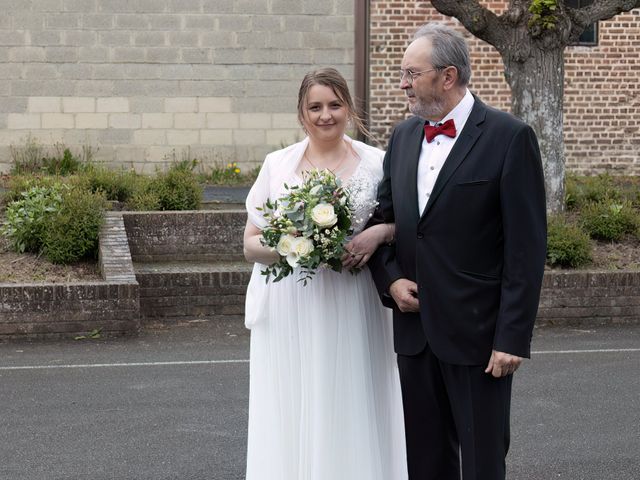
[{"xmin": 409, "ymin": 93, "xmax": 446, "ymax": 121}]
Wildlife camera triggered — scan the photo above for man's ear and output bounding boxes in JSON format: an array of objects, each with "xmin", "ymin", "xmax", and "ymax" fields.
[{"xmin": 442, "ymin": 66, "xmax": 459, "ymax": 91}]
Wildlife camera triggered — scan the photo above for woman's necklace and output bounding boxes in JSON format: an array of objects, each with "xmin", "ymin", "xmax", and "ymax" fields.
[{"xmin": 303, "ymin": 142, "xmax": 350, "ymax": 175}]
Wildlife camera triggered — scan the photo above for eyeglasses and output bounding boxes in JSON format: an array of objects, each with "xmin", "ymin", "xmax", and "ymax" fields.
[{"xmin": 398, "ymin": 68, "xmax": 439, "ymax": 84}]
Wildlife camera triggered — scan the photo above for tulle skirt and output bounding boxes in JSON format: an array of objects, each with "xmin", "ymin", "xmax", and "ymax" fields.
[{"xmin": 245, "ymin": 266, "xmax": 408, "ymax": 480}]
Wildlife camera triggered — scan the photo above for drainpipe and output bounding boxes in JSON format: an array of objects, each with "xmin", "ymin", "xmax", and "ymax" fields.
[{"xmin": 354, "ymin": 0, "xmax": 369, "ymax": 142}]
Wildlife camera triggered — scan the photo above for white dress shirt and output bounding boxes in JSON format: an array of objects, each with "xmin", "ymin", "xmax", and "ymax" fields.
[{"xmin": 417, "ymin": 89, "xmax": 475, "ymax": 215}]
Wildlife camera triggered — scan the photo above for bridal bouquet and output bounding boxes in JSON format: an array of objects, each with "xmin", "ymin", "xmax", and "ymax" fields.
[{"xmin": 259, "ymin": 169, "xmax": 354, "ymax": 285}]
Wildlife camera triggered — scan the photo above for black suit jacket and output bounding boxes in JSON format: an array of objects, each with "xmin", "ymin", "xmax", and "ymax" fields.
[{"xmin": 369, "ymin": 98, "xmax": 547, "ymax": 365}]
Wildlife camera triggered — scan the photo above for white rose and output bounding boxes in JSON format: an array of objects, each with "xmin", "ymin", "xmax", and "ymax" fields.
[
  {"xmin": 286, "ymin": 252, "xmax": 300, "ymax": 268},
  {"xmin": 311, "ymin": 203, "xmax": 338, "ymax": 228},
  {"xmin": 276, "ymin": 234, "xmax": 296, "ymax": 256},
  {"xmin": 285, "ymin": 237, "xmax": 315, "ymax": 268},
  {"xmin": 292, "ymin": 236, "xmax": 314, "ymax": 257}
]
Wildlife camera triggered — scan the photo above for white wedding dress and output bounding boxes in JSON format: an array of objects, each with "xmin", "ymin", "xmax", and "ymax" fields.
[{"xmin": 244, "ymin": 136, "xmax": 408, "ymax": 480}]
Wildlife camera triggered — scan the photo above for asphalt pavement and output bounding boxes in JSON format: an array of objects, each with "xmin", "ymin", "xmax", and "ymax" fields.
[{"xmin": 1, "ymin": 320, "xmax": 638, "ymax": 480}]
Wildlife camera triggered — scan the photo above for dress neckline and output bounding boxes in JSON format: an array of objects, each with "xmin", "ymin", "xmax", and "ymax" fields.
[{"xmin": 292, "ymin": 138, "xmax": 364, "ymax": 186}]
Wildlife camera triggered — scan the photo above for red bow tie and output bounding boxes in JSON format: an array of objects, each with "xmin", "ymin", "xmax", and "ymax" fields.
[{"xmin": 424, "ymin": 119, "xmax": 456, "ymax": 143}]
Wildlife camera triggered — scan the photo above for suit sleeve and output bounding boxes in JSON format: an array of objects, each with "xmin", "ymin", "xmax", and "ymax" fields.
[
  {"xmin": 493, "ymin": 124, "xmax": 547, "ymax": 358},
  {"xmin": 367, "ymin": 128, "xmax": 406, "ymax": 309}
]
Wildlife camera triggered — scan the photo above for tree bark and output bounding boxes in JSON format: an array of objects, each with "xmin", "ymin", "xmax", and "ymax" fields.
[
  {"xmin": 503, "ymin": 45, "xmax": 566, "ymax": 213},
  {"xmin": 429, "ymin": 0, "xmax": 640, "ymax": 213}
]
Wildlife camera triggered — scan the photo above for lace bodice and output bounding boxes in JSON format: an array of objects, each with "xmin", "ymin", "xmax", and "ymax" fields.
[{"xmin": 344, "ymin": 160, "xmax": 382, "ymax": 235}]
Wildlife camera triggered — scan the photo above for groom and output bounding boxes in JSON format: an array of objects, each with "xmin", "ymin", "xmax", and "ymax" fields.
[{"xmin": 368, "ymin": 23, "xmax": 547, "ymax": 479}]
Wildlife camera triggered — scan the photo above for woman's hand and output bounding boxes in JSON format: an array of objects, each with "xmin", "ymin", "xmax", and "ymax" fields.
[
  {"xmin": 243, "ymin": 220, "xmax": 280, "ymax": 265},
  {"xmin": 342, "ymin": 223, "xmax": 394, "ymax": 270}
]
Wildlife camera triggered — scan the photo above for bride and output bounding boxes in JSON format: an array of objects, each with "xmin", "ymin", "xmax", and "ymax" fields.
[{"xmin": 243, "ymin": 68, "xmax": 407, "ymax": 480}]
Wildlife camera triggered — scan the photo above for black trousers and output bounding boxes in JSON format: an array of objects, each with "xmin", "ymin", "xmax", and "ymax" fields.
[{"xmin": 397, "ymin": 343, "xmax": 512, "ymax": 480}]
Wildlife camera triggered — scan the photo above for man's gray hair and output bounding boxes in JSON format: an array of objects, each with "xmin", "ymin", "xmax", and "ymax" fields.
[{"xmin": 413, "ymin": 23, "xmax": 471, "ymax": 87}]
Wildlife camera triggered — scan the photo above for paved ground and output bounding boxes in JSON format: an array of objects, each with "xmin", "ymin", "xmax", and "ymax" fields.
[{"xmin": 1, "ymin": 321, "xmax": 638, "ymax": 480}]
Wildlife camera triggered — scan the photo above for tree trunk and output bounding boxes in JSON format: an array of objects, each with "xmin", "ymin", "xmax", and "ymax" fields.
[{"xmin": 503, "ymin": 46, "xmax": 565, "ymax": 214}]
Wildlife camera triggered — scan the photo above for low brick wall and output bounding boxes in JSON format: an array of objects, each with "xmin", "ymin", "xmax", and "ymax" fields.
[
  {"xmin": 121, "ymin": 210, "xmax": 250, "ymax": 323},
  {"xmin": 538, "ymin": 270, "xmax": 640, "ymax": 326},
  {"xmin": 123, "ymin": 210, "xmax": 246, "ymax": 262},
  {"xmin": 0, "ymin": 213, "xmax": 140, "ymax": 340},
  {"xmin": 2, "ymin": 208, "xmax": 638, "ymax": 340},
  {"xmin": 135, "ymin": 263, "xmax": 251, "ymax": 321}
]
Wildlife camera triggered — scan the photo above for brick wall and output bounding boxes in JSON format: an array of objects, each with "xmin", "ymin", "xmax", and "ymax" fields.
[
  {"xmin": 0, "ymin": 212, "xmax": 140, "ymax": 340},
  {"xmin": 120, "ymin": 210, "xmax": 250, "ymax": 322},
  {"xmin": 0, "ymin": 0, "xmax": 354, "ymax": 173},
  {"xmin": 368, "ymin": 1, "xmax": 640, "ymax": 175},
  {"xmin": 538, "ymin": 271, "xmax": 640, "ymax": 326},
  {"xmin": 122, "ymin": 210, "xmax": 246, "ymax": 263}
]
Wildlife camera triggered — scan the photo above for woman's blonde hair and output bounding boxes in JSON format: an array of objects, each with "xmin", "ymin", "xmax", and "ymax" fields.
[{"xmin": 297, "ymin": 67, "xmax": 369, "ymax": 139}]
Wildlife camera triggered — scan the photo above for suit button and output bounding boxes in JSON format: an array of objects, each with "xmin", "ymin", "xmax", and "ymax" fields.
[{"xmin": 417, "ymin": 233, "xmax": 424, "ymax": 239}]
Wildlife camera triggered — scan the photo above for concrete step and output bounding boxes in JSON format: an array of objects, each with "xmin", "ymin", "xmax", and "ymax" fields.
[{"xmin": 134, "ymin": 261, "xmax": 252, "ymax": 323}]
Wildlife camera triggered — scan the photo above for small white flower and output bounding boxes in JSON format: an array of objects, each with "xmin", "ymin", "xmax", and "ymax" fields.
[{"xmin": 309, "ymin": 185, "xmax": 323, "ymax": 196}]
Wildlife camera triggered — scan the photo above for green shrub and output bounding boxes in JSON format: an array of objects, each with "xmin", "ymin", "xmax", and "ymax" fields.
[
  {"xmin": 2, "ymin": 174, "xmax": 63, "ymax": 204},
  {"xmin": 77, "ymin": 166, "xmax": 146, "ymax": 203},
  {"xmin": 1, "ymin": 183, "xmax": 67, "ymax": 253},
  {"xmin": 151, "ymin": 164, "xmax": 202, "ymax": 211},
  {"xmin": 546, "ymin": 215, "xmax": 592, "ymax": 268},
  {"xmin": 565, "ymin": 173, "xmax": 623, "ymax": 210},
  {"xmin": 42, "ymin": 147, "xmax": 82, "ymax": 176},
  {"xmin": 41, "ymin": 188, "xmax": 107, "ymax": 264},
  {"xmin": 204, "ymin": 161, "xmax": 260, "ymax": 186},
  {"xmin": 580, "ymin": 201, "xmax": 639, "ymax": 241},
  {"xmin": 124, "ymin": 190, "xmax": 161, "ymax": 211},
  {"xmin": 10, "ymin": 137, "xmax": 93, "ymax": 176},
  {"xmin": 10, "ymin": 135, "xmax": 46, "ymax": 174},
  {"xmin": 564, "ymin": 174, "xmax": 580, "ymax": 210}
]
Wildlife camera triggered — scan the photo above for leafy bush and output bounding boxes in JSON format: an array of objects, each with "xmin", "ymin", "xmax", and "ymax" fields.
[
  {"xmin": 10, "ymin": 135, "xmax": 46, "ymax": 174},
  {"xmin": 565, "ymin": 173, "xmax": 623, "ymax": 210},
  {"xmin": 2, "ymin": 175, "xmax": 63, "ymax": 205},
  {"xmin": 10, "ymin": 137, "xmax": 93, "ymax": 176},
  {"xmin": 1, "ymin": 183, "xmax": 67, "ymax": 253},
  {"xmin": 151, "ymin": 163, "xmax": 202, "ymax": 211},
  {"xmin": 580, "ymin": 201, "xmax": 639, "ymax": 241},
  {"xmin": 41, "ymin": 188, "xmax": 107, "ymax": 264},
  {"xmin": 42, "ymin": 147, "xmax": 83, "ymax": 176},
  {"xmin": 546, "ymin": 215, "xmax": 592, "ymax": 268},
  {"xmin": 124, "ymin": 190, "xmax": 161, "ymax": 211},
  {"xmin": 76, "ymin": 166, "xmax": 147, "ymax": 203},
  {"xmin": 204, "ymin": 161, "xmax": 260, "ymax": 186}
]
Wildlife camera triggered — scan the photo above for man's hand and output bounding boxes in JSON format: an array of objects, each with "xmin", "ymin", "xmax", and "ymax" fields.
[
  {"xmin": 389, "ymin": 279, "xmax": 420, "ymax": 312},
  {"xmin": 485, "ymin": 350, "xmax": 523, "ymax": 378}
]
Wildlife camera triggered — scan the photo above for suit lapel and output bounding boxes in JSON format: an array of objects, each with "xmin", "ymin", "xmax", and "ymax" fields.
[
  {"xmin": 419, "ymin": 99, "xmax": 487, "ymax": 221},
  {"xmin": 404, "ymin": 119, "xmax": 426, "ymax": 220}
]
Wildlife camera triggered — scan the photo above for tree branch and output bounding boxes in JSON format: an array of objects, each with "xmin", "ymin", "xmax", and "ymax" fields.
[
  {"xmin": 430, "ymin": 0, "xmax": 504, "ymax": 47},
  {"xmin": 567, "ymin": 0, "xmax": 640, "ymax": 30}
]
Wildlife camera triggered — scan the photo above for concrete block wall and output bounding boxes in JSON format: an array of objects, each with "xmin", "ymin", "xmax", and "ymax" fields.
[{"xmin": 0, "ymin": 1, "xmax": 355, "ymax": 174}]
